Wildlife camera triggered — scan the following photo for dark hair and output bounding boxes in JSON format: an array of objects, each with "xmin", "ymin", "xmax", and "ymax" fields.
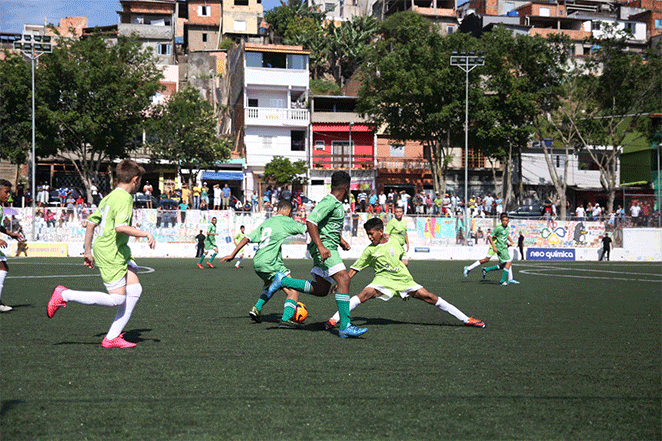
[
  {"xmin": 116, "ymin": 159, "xmax": 145, "ymax": 184},
  {"xmin": 240, "ymin": 225, "xmax": 245, "ymax": 229},
  {"xmin": 500, "ymin": 213, "xmax": 509, "ymax": 220},
  {"xmin": 0, "ymin": 179, "xmax": 12, "ymax": 189},
  {"xmin": 277, "ymin": 199, "xmax": 293, "ymax": 211},
  {"xmin": 364, "ymin": 217, "xmax": 383, "ymax": 231},
  {"xmin": 331, "ymin": 171, "xmax": 350, "ymax": 188}
]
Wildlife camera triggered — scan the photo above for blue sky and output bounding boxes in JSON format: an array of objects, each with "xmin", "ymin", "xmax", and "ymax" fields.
[{"xmin": 0, "ymin": 0, "xmax": 282, "ymax": 34}]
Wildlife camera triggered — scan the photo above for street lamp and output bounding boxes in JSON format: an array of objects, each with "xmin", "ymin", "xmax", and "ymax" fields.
[
  {"xmin": 14, "ymin": 33, "xmax": 52, "ymax": 241},
  {"xmin": 450, "ymin": 50, "xmax": 484, "ymax": 236}
]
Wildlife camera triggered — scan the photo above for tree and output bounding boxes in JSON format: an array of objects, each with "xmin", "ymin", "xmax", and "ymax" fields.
[
  {"xmin": 37, "ymin": 33, "xmax": 163, "ymax": 203},
  {"xmin": 146, "ymin": 86, "xmax": 233, "ymax": 187},
  {"xmin": 357, "ymin": 12, "xmax": 475, "ymax": 195},
  {"xmin": 325, "ymin": 16, "xmax": 378, "ymax": 87},
  {"xmin": 263, "ymin": 156, "xmax": 308, "ymax": 187}
]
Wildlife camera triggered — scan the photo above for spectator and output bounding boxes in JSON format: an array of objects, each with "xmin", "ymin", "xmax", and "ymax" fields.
[
  {"xmin": 143, "ymin": 181, "xmax": 153, "ymax": 208},
  {"xmin": 399, "ymin": 191, "xmax": 410, "ymax": 215},
  {"xmin": 483, "ymin": 193, "xmax": 494, "ymax": 216},
  {"xmin": 251, "ymin": 192, "xmax": 258, "ymax": 213},
  {"xmin": 369, "ymin": 191, "xmax": 377, "ymax": 210},
  {"xmin": 357, "ymin": 189, "xmax": 367, "ymax": 212},
  {"xmin": 280, "ymin": 185, "xmax": 292, "ymax": 201},
  {"xmin": 213, "ymin": 184, "xmax": 222, "ymax": 210},
  {"xmin": 629, "ymin": 202, "xmax": 641, "ymax": 225},
  {"xmin": 179, "ymin": 200, "xmax": 189, "ymax": 224},
  {"xmin": 592, "ymin": 203, "xmax": 602, "ymax": 221},
  {"xmin": 543, "ymin": 196, "xmax": 553, "ymax": 217},
  {"xmin": 495, "ymin": 196, "xmax": 503, "ymax": 216},
  {"xmin": 58, "ymin": 186, "xmax": 70, "ymax": 207},
  {"xmin": 642, "ymin": 202, "xmax": 650, "ymax": 226},
  {"xmin": 433, "ymin": 192, "xmax": 442, "ymax": 215},
  {"xmin": 349, "ymin": 192, "xmax": 356, "ymax": 212},
  {"xmin": 90, "ymin": 182, "xmax": 100, "ymax": 205},
  {"xmin": 378, "ymin": 191, "xmax": 387, "ymax": 212},
  {"xmin": 199, "ymin": 199, "xmax": 209, "ymax": 211},
  {"xmin": 442, "ymin": 193, "xmax": 451, "ymax": 217},
  {"xmin": 192, "ymin": 183, "xmax": 201, "ymax": 210},
  {"xmin": 575, "ymin": 204, "xmax": 585, "ymax": 221},
  {"xmin": 425, "ymin": 193, "xmax": 433, "ymax": 215},
  {"xmin": 414, "ymin": 192, "xmax": 425, "ymax": 215},
  {"xmin": 45, "ymin": 209, "xmax": 56, "ymax": 228},
  {"xmin": 201, "ymin": 182, "xmax": 209, "ymax": 208},
  {"xmin": 181, "ymin": 184, "xmax": 191, "ymax": 208},
  {"xmin": 386, "ymin": 190, "xmax": 395, "ymax": 214},
  {"xmin": 222, "ymin": 184, "xmax": 231, "ymax": 210},
  {"xmin": 58, "ymin": 210, "xmax": 67, "ymax": 227},
  {"xmin": 66, "ymin": 194, "xmax": 76, "ymax": 221},
  {"xmin": 37, "ymin": 181, "xmax": 49, "ymax": 207},
  {"xmin": 600, "ymin": 233, "xmax": 612, "ymax": 261},
  {"xmin": 195, "ymin": 230, "xmax": 206, "ymax": 258}
]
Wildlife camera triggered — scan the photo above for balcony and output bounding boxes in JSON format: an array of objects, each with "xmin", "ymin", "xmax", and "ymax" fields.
[
  {"xmin": 376, "ymin": 158, "xmax": 431, "ymax": 171},
  {"xmin": 313, "ymin": 153, "xmax": 374, "ymax": 170},
  {"xmin": 245, "ymin": 107, "xmax": 309, "ymax": 127},
  {"xmin": 118, "ymin": 23, "xmax": 173, "ymax": 40},
  {"xmin": 529, "ymin": 28, "xmax": 591, "ymax": 40}
]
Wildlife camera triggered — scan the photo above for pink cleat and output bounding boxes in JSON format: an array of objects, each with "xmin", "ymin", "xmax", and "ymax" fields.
[
  {"xmin": 47, "ymin": 285, "xmax": 68, "ymax": 318},
  {"xmin": 323, "ymin": 318, "xmax": 338, "ymax": 330},
  {"xmin": 102, "ymin": 333, "xmax": 136, "ymax": 348}
]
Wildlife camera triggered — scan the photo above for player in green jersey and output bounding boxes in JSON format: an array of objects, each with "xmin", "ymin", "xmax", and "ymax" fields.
[
  {"xmin": 47, "ymin": 159, "xmax": 156, "ymax": 348},
  {"xmin": 324, "ymin": 217, "xmax": 486, "ymax": 329},
  {"xmin": 483, "ymin": 213, "xmax": 519, "ymax": 285},
  {"xmin": 221, "ymin": 200, "xmax": 307, "ymax": 327},
  {"xmin": 232, "ymin": 225, "xmax": 246, "ymax": 269},
  {"xmin": 385, "ymin": 206, "xmax": 409, "ymax": 265},
  {"xmin": 0, "ymin": 179, "xmax": 25, "ymax": 312},
  {"xmin": 267, "ymin": 171, "xmax": 367, "ymax": 338},
  {"xmin": 197, "ymin": 217, "xmax": 219, "ymax": 268}
]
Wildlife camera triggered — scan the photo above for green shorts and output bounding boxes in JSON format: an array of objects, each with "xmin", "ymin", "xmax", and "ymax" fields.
[
  {"xmin": 255, "ymin": 268, "xmax": 290, "ymax": 286},
  {"xmin": 99, "ymin": 259, "xmax": 137, "ymax": 288},
  {"xmin": 205, "ymin": 240, "xmax": 217, "ymax": 251},
  {"xmin": 497, "ymin": 248, "xmax": 511, "ymax": 262},
  {"xmin": 308, "ymin": 244, "xmax": 346, "ymax": 283}
]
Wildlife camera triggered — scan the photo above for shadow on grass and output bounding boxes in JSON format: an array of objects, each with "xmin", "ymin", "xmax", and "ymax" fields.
[
  {"xmin": 54, "ymin": 328, "xmax": 159, "ymax": 345},
  {"xmin": 0, "ymin": 399, "xmax": 21, "ymax": 417},
  {"xmin": 0, "ymin": 303, "xmax": 33, "ymax": 311}
]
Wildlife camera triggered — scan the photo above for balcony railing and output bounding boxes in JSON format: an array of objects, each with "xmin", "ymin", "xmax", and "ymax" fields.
[
  {"xmin": 245, "ymin": 107, "xmax": 310, "ymax": 126},
  {"xmin": 312, "ymin": 153, "xmax": 374, "ymax": 169},
  {"xmin": 376, "ymin": 158, "xmax": 431, "ymax": 170}
]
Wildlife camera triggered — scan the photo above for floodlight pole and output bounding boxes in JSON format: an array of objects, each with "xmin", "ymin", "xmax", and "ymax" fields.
[
  {"xmin": 658, "ymin": 143, "xmax": 661, "ymax": 227},
  {"xmin": 450, "ymin": 51, "xmax": 484, "ymax": 240}
]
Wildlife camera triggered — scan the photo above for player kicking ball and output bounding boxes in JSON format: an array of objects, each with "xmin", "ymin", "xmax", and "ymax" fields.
[
  {"xmin": 47, "ymin": 159, "xmax": 156, "ymax": 348},
  {"xmin": 197, "ymin": 217, "xmax": 218, "ymax": 269},
  {"xmin": 220, "ymin": 199, "xmax": 307, "ymax": 328},
  {"xmin": 324, "ymin": 217, "xmax": 486, "ymax": 330},
  {"xmin": 0, "ymin": 179, "xmax": 25, "ymax": 312},
  {"xmin": 482, "ymin": 213, "xmax": 519, "ymax": 286}
]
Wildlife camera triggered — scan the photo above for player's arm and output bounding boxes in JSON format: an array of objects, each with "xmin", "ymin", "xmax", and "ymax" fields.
[
  {"xmin": 0, "ymin": 225, "xmax": 20, "ymax": 240},
  {"xmin": 347, "ymin": 268, "xmax": 359, "ymax": 279},
  {"xmin": 221, "ymin": 236, "xmax": 250, "ymax": 262},
  {"xmin": 83, "ymin": 221, "xmax": 97, "ymax": 268},
  {"xmin": 306, "ymin": 221, "xmax": 330, "ymax": 261},
  {"xmin": 404, "ymin": 228, "xmax": 409, "ymax": 252},
  {"xmin": 115, "ymin": 225, "xmax": 156, "ymax": 249},
  {"xmin": 488, "ymin": 234, "xmax": 498, "ymax": 253},
  {"xmin": 339, "ymin": 236, "xmax": 350, "ymax": 251}
]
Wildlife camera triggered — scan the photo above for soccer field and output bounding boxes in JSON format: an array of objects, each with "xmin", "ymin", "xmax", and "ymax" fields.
[{"xmin": 1, "ymin": 257, "xmax": 660, "ymax": 440}]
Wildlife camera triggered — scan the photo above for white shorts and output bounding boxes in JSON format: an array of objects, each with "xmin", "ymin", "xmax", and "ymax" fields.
[
  {"xmin": 103, "ymin": 261, "xmax": 138, "ymax": 291},
  {"xmin": 310, "ymin": 262, "xmax": 346, "ymax": 284},
  {"xmin": 367, "ymin": 283, "xmax": 423, "ymax": 301},
  {"xmin": 214, "ymin": 197, "xmax": 221, "ymax": 206}
]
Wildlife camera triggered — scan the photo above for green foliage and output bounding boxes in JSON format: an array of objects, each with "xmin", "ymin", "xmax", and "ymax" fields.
[
  {"xmin": 0, "ymin": 52, "xmax": 35, "ymax": 163},
  {"xmin": 146, "ymin": 86, "xmax": 232, "ymax": 182},
  {"xmin": 218, "ymin": 38, "xmax": 235, "ymax": 50},
  {"xmin": 263, "ymin": 156, "xmax": 308, "ymax": 186},
  {"xmin": 264, "ymin": 0, "xmax": 326, "ymax": 38},
  {"xmin": 309, "ymin": 79, "xmax": 341, "ymax": 96}
]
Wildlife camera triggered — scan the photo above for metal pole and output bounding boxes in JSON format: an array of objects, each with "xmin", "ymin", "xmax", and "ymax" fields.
[
  {"xmin": 464, "ymin": 67, "xmax": 469, "ymax": 227},
  {"xmin": 658, "ymin": 143, "xmax": 661, "ymax": 227},
  {"xmin": 31, "ymin": 49, "xmax": 36, "ymax": 242},
  {"xmin": 349, "ymin": 122, "xmax": 353, "ymax": 175}
]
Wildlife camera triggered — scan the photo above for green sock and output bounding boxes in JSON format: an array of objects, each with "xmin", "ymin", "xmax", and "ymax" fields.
[
  {"xmin": 485, "ymin": 265, "xmax": 500, "ymax": 272},
  {"xmin": 255, "ymin": 293, "xmax": 269, "ymax": 312},
  {"xmin": 208, "ymin": 253, "xmax": 217, "ymax": 263},
  {"xmin": 500, "ymin": 270, "xmax": 508, "ymax": 284},
  {"xmin": 280, "ymin": 278, "xmax": 313, "ymax": 293},
  {"xmin": 198, "ymin": 254, "xmax": 205, "ymax": 265},
  {"xmin": 335, "ymin": 292, "xmax": 351, "ymax": 330},
  {"xmin": 281, "ymin": 299, "xmax": 297, "ymax": 321}
]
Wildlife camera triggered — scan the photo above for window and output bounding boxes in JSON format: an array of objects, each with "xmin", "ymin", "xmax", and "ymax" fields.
[
  {"xmin": 624, "ymin": 22, "xmax": 635, "ymax": 34},
  {"xmin": 504, "ymin": 2, "xmax": 514, "ymax": 12},
  {"xmin": 157, "ymin": 44, "xmax": 171, "ymax": 55},
  {"xmin": 234, "ymin": 20, "xmax": 247, "ymax": 31},
  {"xmin": 555, "ymin": 155, "xmax": 565, "ymax": 169},
  {"xmin": 198, "ymin": 5, "xmax": 211, "ymax": 16},
  {"xmin": 539, "ymin": 7, "xmax": 550, "ymax": 16},
  {"xmin": 447, "ymin": 26, "xmax": 454, "ymax": 34},
  {"xmin": 246, "ymin": 52, "xmax": 262, "ymax": 67},
  {"xmin": 592, "ymin": 21, "xmax": 601, "ymax": 31},
  {"xmin": 291, "ymin": 131, "xmax": 306, "ymax": 151},
  {"xmin": 332, "ymin": 141, "xmax": 352, "ymax": 167},
  {"xmin": 235, "ymin": 0, "xmax": 249, "ymax": 5},
  {"xmin": 262, "ymin": 136, "xmax": 273, "ymax": 148},
  {"xmin": 315, "ymin": 140, "xmax": 325, "ymax": 151},
  {"xmin": 325, "ymin": 3, "xmax": 335, "ymax": 12},
  {"xmin": 248, "ymin": 98, "xmax": 258, "ymax": 107},
  {"xmin": 390, "ymin": 144, "xmax": 405, "ymax": 157},
  {"xmin": 656, "ymin": 19, "xmax": 662, "ymax": 29},
  {"xmin": 287, "ymin": 54, "xmax": 307, "ymax": 70},
  {"xmin": 462, "ymin": 148, "xmax": 485, "ymax": 168},
  {"xmin": 245, "ymin": 51, "xmax": 288, "ymax": 69},
  {"xmin": 202, "ymin": 33, "xmax": 208, "ymax": 42}
]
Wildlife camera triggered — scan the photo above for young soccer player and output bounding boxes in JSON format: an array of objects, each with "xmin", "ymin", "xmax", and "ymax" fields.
[
  {"xmin": 482, "ymin": 213, "xmax": 519, "ymax": 285},
  {"xmin": 197, "ymin": 217, "xmax": 218, "ymax": 269},
  {"xmin": 232, "ymin": 225, "xmax": 246, "ymax": 269},
  {"xmin": 324, "ymin": 217, "xmax": 486, "ymax": 329},
  {"xmin": 220, "ymin": 200, "xmax": 306, "ymax": 328},
  {"xmin": 0, "ymin": 180, "xmax": 25, "ymax": 312},
  {"xmin": 46, "ymin": 159, "xmax": 156, "ymax": 348},
  {"xmin": 267, "ymin": 171, "xmax": 367, "ymax": 338},
  {"xmin": 463, "ymin": 242, "xmax": 500, "ymax": 278},
  {"xmin": 385, "ymin": 206, "xmax": 409, "ymax": 265}
]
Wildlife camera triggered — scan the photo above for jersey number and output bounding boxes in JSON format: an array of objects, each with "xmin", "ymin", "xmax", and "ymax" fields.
[
  {"xmin": 257, "ymin": 228, "xmax": 272, "ymax": 250},
  {"xmin": 97, "ymin": 205, "xmax": 111, "ymax": 237}
]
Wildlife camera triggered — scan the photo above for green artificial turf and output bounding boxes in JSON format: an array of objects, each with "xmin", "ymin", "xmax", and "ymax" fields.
[{"xmin": 1, "ymin": 258, "xmax": 660, "ymax": 440}]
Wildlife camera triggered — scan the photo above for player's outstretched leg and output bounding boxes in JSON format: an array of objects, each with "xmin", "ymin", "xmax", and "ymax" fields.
[
  {"xmin": 411, "ymin": 288, "xmax": 486, "ymax": 328},
  {"xmin": 249, "ymin": 287, "xmax": 269, "ymax": 323},
  {"xmin": 267, "ymin": 272, "xmax": 286, "ymax": 297}
]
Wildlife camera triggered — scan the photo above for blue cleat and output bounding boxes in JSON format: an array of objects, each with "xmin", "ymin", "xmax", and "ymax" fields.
[
  {"xmin": 508, "ymin": 279, "xmax": 520, "ymax": 285},
  {"xmin": 338, "ymin": 324, "xmax": 368, "ymax": 338},
  {"xmin": 266, "ymin": 271, "xmax": 286, "ymax": 298},
  {"xmin": 463, "ymin": 266, "xmax": 469, "ymax": 278}
]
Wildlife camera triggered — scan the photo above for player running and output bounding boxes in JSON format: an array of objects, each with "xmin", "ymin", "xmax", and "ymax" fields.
[
  {"xmin": 324, "ymin": 217, "xmax": 485, "ymax": 330},
  {"xmin": 197, "ymin": 217, "xmax": 219, "ymax": 269},
  {"xmin": 220, "ymin": 200, "xmax": 306, "ymax": 328},
  {"xmin": 482, "ymin": 213, "xmax": 519, "ymax": 285},
  {"xmin": 232, "ymin": 225, "xmax": 246, "ymax": 269},
  {"xmin": 385, "ymin": 206, "xmax": 409, "ymax": 265},
  {"xmin": 0, "ymin": 179, "xmax": 25, "ymax": 312},
  {"xmin": 267, "ymin": 171, "xmax": 367, "ymax": 338},
  {"xmin": 46, "ymin": 159, "xmax": 156, "ymax": 348}
]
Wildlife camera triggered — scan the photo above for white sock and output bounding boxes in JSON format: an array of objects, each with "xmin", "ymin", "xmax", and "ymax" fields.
[
  {"xmin": 106, "ymin": 283, "xmax": 142, "ymax": 340},
  {"xmin": 62, "ymin": 288, "xmax": 124, "ymax": 307},
  {"xmin": 435, "ymin": 296, "xmax": 469, "ymax": 323},
  {"xmin": 235, "ymin": 257, "xmax": 243, "ymax": 267},
  {"xmin": 467, "ymin": 261, "xmax": 481, "ymax": 271},
  {"xmin": 0, "ymin": 270, "xmax": 7, "ymax": 302},
  {"xmin": 330, "ymin": 295, "xmax": 361, "ymax": 322},
  {"xmin": 507, "ymin": 267, "xmax": 513, "ymax": 281}
]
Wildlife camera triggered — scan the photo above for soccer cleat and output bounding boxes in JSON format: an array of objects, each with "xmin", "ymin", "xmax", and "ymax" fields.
[
  {"xmin": 206, "ymin": 262, "xmax": 215, "ymax": 268},
  {"xmin": 463, "ymin": 266, "xmax": 469, "ymax": 278},
  {"xmin": 0, "ymin": 303, "xmax": 12, "ymax": 313},
  {"xmin": 338, "ymin": 324, "xmax": 368, "ymax": 338},
  {"xmin": 465, "ymin": 317, "xmax": 486, "ymax": 328},
  {"xmin": 323, "ymin": 318, "xmax": 338, "ymax": 330},
  {"xmin": 508, "ymin": 279, "xmax": 520, "ymax": 285},
  {"xmin": 279, "ymin": 319, "xmax": 302, "ymax": 329},
  {"xmin": 101, "ymin": 333, "xmax": 136, "ymax": 348},
  {"xmin": 481, "ymin": 268, "xmax": 487, "ymax": 279},
  {"xmin": 196, "ymin": 263, "xmax": 204, "ymax": 269},
  {"xmin": 249, "ymin": 306, "xmax": 261, "ymax": 323},
  {"xmin": 267, "ymin": 271, "xmax": 286, "ymax": 297},
  {"xmin": 501, "ymin": 281, "xmax": 508, "ymax": 286},
  {"xmin": 47, "ymin": 285, "xmax": 67, "ymax": 318}
]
